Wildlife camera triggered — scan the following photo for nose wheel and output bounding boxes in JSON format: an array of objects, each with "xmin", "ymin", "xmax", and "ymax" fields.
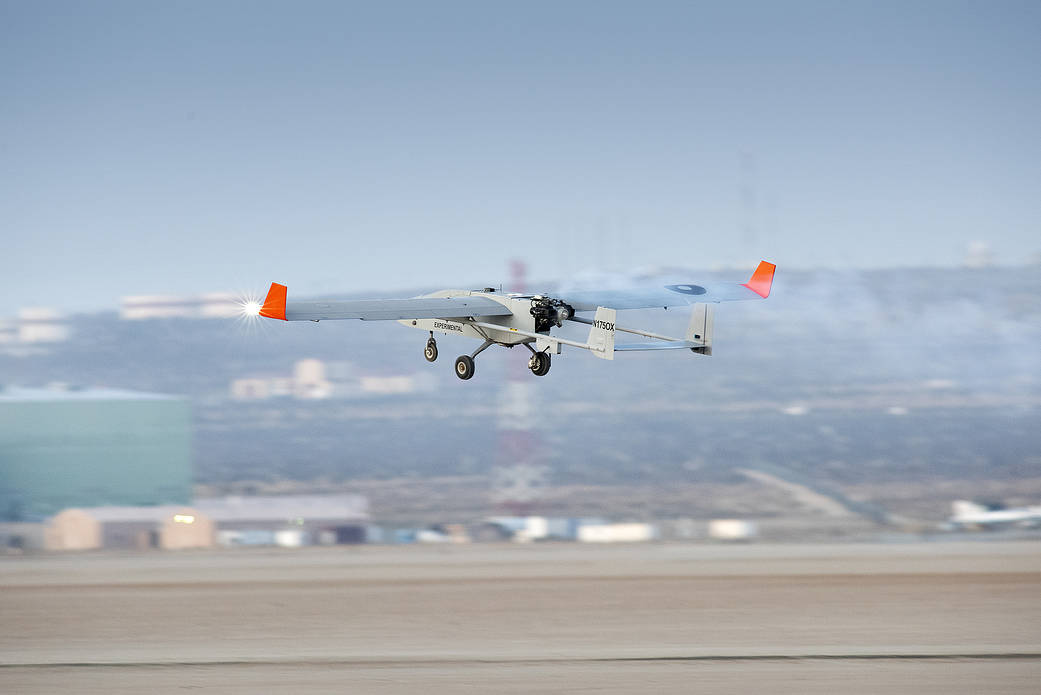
[
  {"xmin": 424, "ymin": 335, "xmax": 438, "ymax": 362},
  {"xmin": 528, "ymin": 351, "xmax": 551, "ymax": 376}
]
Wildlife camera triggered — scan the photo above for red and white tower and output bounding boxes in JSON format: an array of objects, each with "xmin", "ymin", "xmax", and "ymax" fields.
[{"xmin": 489, "ymin": 259, "xmax": 547, "ymax": 515}]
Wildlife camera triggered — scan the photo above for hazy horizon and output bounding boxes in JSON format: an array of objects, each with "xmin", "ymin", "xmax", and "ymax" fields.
[
  {"xmin": 6, "ymin": 258, "xmax": 1035, "ymax": 318},
  {"xmin": 4, "ymin": 1, "xmax": 1039, "ymax": 312}
]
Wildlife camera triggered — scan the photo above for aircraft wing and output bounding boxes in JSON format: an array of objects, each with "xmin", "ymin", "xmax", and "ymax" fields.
[
  {"xmin": 258, "ymin": 284, "xmax": 514, "ymax": 321},
  {"xmin": 557, "ymin": 261, "xmax": 775, "ymax": 312}
]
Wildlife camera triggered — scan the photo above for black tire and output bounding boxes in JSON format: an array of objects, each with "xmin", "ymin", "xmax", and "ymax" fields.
[
  {"xmin": 454, "ymin": 355, "xmax": 475, "ymax": 380},
  {"xmin": 424, "ymin": 341, "xmax": 438, "ymax": 362},
  {"xmin": 529, "ymin": 351, "xmax": 551, "ymax": 376}
]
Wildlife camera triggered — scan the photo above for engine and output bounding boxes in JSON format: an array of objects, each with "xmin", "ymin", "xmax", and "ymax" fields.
[{"xmin": 529, "ymin": 297, "xmax": 574, "ymax": 332}]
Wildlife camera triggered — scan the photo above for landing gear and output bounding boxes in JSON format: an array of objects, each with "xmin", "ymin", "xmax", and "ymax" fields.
[
  {"xmin": 528, "ymin": 351, "xmax": 551, "ymax": 376},
  {"xmin": 454, "ymin": 355, "xmax": 475, "ymax": 380},
  {"xmin": 424, "ymin": 334, "xmax": 438, "ymax": 362},
  {"xmin": 453, "ymin": 339, "xmax": 494, "ymax": 381}
]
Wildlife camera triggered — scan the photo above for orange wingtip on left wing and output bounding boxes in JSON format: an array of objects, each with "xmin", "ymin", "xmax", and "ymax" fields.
[
  {"xmin": 742, "ymin": 261, "xmax": 776, "ymax": 298},
  {"xmin": 259, "ymin": 282, "xmax": 287, "ymax": 320}
]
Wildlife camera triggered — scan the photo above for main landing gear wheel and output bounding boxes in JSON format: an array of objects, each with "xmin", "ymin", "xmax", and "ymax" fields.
[
  {"xmin": 528, "ymin": 351, "xmax": 551, "ymax": 376},
  {"xmin": 424, "ymin": 339, "xmax": 438, "ymax": 362},
  {"xmin": 454, "ymin": 355, "xmax": 475, "ymax": 380}
]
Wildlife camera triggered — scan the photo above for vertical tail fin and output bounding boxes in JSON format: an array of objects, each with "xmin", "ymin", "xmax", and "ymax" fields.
[
  {"xmin": 259, "ymin": 283, "xmax": 288, "ymax": 320},
  {"xmin": 588, "ymin": 306, "xmax": 615, "ymax": 360},
  {"xmin": 742, "ymin": 261, "xmax": 776, "ymax": 298},
  {"xmin": 688, "ymin": 304, "xmax": 714, "ymax": 355}
]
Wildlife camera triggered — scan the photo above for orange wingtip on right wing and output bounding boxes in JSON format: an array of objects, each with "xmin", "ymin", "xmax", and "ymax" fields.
[
  {"xmin": 259, "ymin": 282, "xmax": 287, "ymax": 320},
  {"xmin": 742, "ymin": 261, "xmax": 776, "ymax": 298}
]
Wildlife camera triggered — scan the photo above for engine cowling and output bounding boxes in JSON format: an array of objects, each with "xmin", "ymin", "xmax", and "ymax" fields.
[{"xmin": 530, "ymin": 297, "xmax": 574, "ymax": 332}]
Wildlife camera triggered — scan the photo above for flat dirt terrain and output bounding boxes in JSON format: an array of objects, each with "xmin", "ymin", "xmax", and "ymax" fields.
[{"xmin": 2, "ymin": 542, "xmax": 1040, "ymax": 693}]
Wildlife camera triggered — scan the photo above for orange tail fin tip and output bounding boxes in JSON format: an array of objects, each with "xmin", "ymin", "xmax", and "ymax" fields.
[
  {"xmin": 742, "ymin": 261, "xmax": 776, "ymax": 298},
  {"xmin": 259, "ymin": 282, "xmax": 287, "ymax": 320}
]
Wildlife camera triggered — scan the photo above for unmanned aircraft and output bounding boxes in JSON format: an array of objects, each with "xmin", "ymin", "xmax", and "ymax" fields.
[{"xmin": 250, "ymin": 261, "xmax": 775, "ymax": 380}]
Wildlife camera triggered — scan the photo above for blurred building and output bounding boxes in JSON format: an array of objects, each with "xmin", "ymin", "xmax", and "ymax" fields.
[
  {"xmin": 229, "ymin": 377, "xmax": 274, "ymax": 400},
  {"xmin": 472, "ymin": 516, "xmax": 608, "ymax": 542},
  {"xmin": 707, "ymin": 519, "xmax": 759, "ymax": 541},
  {"xmin": 390, "ymin": 524, "xmax": 470, "ymax": 544},
  {"xmin": 120, "ymin": 293, "xmax": 240, "ymax": 320},
  {"xmin": 359, "ymin": 375, "xmax": 415, "ymax": 395},
  {"xmin": 45, "ymin": 506, "xmax": 213, "ymax": 550},
  {"xmin": 16, "ymin": 308, "xmax": 70, "ymax": 343},
  {"xmin": 0, "ymin": 309, "xmax": 70, "ymax": 350},
  {"xmin": 231, "ymin": 358, "xmax": 432, "ymax": 400},
  {"xmin": 293, "ymin": 358, "xmax": 332, "ymax": 399},
  {"xmin": 196, "ymin": 494, "xmax": 370, "ymax": 546},
  {"xmin": 0, "ymin": 386, "xmax": 192, "ymax": 521},
  {"xmin": 0, "ymin": 522, "xmax": 46, "ymax": 552},
  {"xmin": 577, "ymin": 522, "xmax": 658, "ymax": 543}
]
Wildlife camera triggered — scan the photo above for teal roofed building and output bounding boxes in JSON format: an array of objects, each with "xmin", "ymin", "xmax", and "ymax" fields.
[{"xmin": 0, "ymin": 387, "xmax": 191, "ymax": 521}]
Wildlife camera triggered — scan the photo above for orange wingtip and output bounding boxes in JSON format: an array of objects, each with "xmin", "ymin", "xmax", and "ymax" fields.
[
  {"xmin": 259, "ymin": 282, "xmax": 287, "ymax": 320},
  {"xmin": 742, "ymin": 261, "xmax": 776, "ymax": 298}
]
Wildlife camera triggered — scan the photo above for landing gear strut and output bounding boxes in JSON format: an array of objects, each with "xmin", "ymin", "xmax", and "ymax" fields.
[
  {"xmin": 424, "ymin": 333, "xmax": 438, "ymax": 362},
  {"xmin": 453, "ymin": 339, "xmax": 495, "ymax": 381}
]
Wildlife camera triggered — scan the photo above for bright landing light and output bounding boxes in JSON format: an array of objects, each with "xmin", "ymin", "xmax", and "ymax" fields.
[{"xmin": 242, "ymin": 300, "xmax": 262, "ymax": 317}]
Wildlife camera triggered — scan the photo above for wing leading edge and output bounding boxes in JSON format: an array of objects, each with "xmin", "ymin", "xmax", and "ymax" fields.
[
  {"xmin": 557, "ymin": 261, "xmax": 776, "ymax": 312},
  {"xmin": 258, "ymin": 283, "xmax": 513, "ymax": 321}
]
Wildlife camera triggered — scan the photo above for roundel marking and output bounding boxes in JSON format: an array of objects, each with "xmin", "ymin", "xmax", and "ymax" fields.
[{"xmin": 665, "ymin": 284, "xmax": 707, "ymax": 295}]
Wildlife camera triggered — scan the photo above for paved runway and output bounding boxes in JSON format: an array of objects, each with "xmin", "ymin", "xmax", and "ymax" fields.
[{"xmin": 2, "ymin": 542, "xmax": 1040, "ymax": 693}]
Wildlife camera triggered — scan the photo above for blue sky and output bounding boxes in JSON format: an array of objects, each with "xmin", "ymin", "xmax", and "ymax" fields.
[{"xmin": 2, "ymin": 1, "xmax": 1039, "ymax": 311}]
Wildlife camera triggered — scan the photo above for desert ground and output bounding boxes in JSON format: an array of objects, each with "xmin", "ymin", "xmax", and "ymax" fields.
[{"xmin": 2, "ymin": 541, "xmax": 1039, "ymax": 693}]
